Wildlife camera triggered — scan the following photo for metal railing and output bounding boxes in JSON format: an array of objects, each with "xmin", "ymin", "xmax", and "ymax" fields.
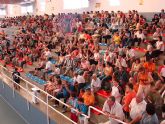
[{"xmin": 0, "ymin": 64, "xmax": 127, "ymax": 124}]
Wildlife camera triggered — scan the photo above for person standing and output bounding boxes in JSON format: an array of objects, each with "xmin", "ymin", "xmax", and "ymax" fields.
[{"xmin": 12, "ymin": 68, "xmax": 21, "ymax": 90}]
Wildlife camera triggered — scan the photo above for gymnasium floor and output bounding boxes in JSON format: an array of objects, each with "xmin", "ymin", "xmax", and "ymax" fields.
[{"xmin": 0, "ymin": 97, "xmax": 27, "ymax": 124}]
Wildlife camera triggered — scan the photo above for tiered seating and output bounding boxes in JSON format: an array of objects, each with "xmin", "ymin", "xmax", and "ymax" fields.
[
  {"xmin": 97, "ymin": 89, "xmax": 111, "ymax": 98},
  {"xmin": 133, "ymin": 47, "xmax": 147, "ymax": 53},
  {"xmin": 60, "ymin": 75, "xmax": 74, "ymax": 84},
  {"xmin": 26, "ymin": 73, "xmax": 46, "ymax": 85},
  {"xmin": 99, "ymin": 43, "xmax": 108, "ymax": 46},
  {"xmin": 91, "ymin": 106, "xmax": 102, "ymax": 115}
]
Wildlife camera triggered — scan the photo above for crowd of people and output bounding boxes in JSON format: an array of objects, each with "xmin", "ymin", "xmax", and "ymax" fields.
[{"xmin": 0, "ymin": 9, "xmax": 165, "ymax": 124}]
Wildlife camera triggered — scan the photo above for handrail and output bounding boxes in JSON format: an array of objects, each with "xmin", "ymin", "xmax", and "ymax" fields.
[
  {"xmin": 88, "ymin": 106, "xmax": 127, "ymax": 124},
  {"xmin": 0, "ymin": 64, "xmax": 127, "ymax": 124},
  {"xmin": 0, "ymin": 64, "xmax": 88, "ymax": 118},
  {"xmin": 1, "ymin": 70, "xmax": 77, "ymax": 124}
]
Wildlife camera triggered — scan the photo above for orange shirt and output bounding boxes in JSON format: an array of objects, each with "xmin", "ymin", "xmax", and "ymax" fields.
[
  {"xmin": 143, "ymin": 62, "xmax": 155, "ymax": 72},
  {"xmin": 82, "ymin": 92, "xmax": 95, "ymax": 106},
  {"xmin": 138, "ymin": 72, "xmax": 149, "ymax": 85},
  {"xmin": 123, "ymin": 91, "xmax": 136, "ymax": 112},
  {"xmin": 133, "ymin": 83, "xmax": 139, "ymax": 93}
]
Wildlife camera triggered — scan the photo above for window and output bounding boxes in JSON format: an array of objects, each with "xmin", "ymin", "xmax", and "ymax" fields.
[
  {"xmin": 63, "ymin": 0, "xmax": 89, "ymax": 9},
  {"xmin": 109, "ymin": 0, "xmax": 120, "ymax": 6},
  {"xmin": 0, "ymin": 9, "xmax": 6, "ymax": 16},
  {"xmin": 40, "ymin": 0, "xmax": 46, "ymax": 12},
  {"xmin": 21, "ymin": 5, "xmax": 33, "ymax": 14}
]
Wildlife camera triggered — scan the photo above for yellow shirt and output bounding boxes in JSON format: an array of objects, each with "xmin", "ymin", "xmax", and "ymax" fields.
[{"xmin": 113, "ymin": 35, "xmax": 121, "ymax": 45}]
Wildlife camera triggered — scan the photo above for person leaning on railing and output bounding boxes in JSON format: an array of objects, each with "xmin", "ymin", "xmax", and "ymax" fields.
[{"xmin": 102, "ymin": 96, "xmax": 125, "ymax": 124}]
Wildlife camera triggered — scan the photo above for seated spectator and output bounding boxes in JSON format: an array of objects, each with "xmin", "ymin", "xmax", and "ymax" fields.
[
  {"xmin": 153, "ymin": 28, "xmax": 162, "ymax": 41},
  {"xmin": 103, "ymin": 50, "xmax": 110, "ymax": 63},
  {"xmin": 128, "ymin": 103, "xmax": 159, "ymax": 124},
  {"xmin": 63, "ymin": 54, "xmax": 75, "ymax": 75},
  {"xmin": 102, "ymin": 96, "xmax": 125, "ymax": 124},
  {"xmin": 44, "ymin": 77, "xmax": 55, "ymax": 95},
  {"xmin": 42, "ymin": 57, "xmax": 53, "ymax": 79},
  {"xmin": 129, "ymin": 94, "xmax": 147, "ymax": 123},
  {"xmin": 80, "ymin": 58, "xmax": 90, "ymax": 71},
  {"xmin": 79, "ymin": 89, "xmax": 85, "ymax": 99},
  {"xmin": 73, "ymin": 72, "xmax": 86, "ymax": 95},
  {"xmin": 111, "ymin": 80, "xmax": 122, "ymax": 103},
  {"xmin": 100, "ymin": 62, "xmax": 113, "ymax": 85},
  {"xmin": 130, "ymin": 59, "xmax": 141, "ymax": 77},
  {"xmin": 155, "ymin": 36, "xmax": 164, "ymax": 56},
  {"xmin": 113, "ymin": 32, "xmax": 121, "ymax": 47},
  {"xmin": 54, "ymin": 80, "xmax": 74, "ymax": 113},
  {"xmin": 82, "ymin": 88, "xmax": 95, "ymax": 106},
  {"xmin": 160, "ymin": 60, "xmax": 165, "ymax": 82},
  {"xmin": 91, "ymin": 73, "xmax": 101, "ymax": 93},
  {"xmin": 114, "ymin": 66, "xmax": 129, "ymax": 90},
  {"xmin": 68, "ymin": 93, "xmax": 78, "ymax": 123},
  {"xmin": 75, "ymin": 98, "xmax": 88, "ymax": 124},
  {"xmin": 51, "ymin": 65, "xmax": 60, "ymax": 76},
  {"xmin": 143, "ymin": 59, "xmax": 156, "ymax": 73},
  {"xmin": 122, "ymin": 83, "xmax": 136, "ymax": 118},
  {"xmin": 134, "ymin": 29, "xmax": 146, "ymax": 46},
  {"xmin": 52, "ymin": 79, "xmax": 62, "ymax": 96},
  {"xmin": 35, "ymin": 58, "xmax": 45, "ymax": 71},
  {"xmin": 115, "ymin": 55, "xmax": 128, "ymax": 68},
  {"xmin": 43, "ymin": 48, "xmax": 52, "ymax": 59}
]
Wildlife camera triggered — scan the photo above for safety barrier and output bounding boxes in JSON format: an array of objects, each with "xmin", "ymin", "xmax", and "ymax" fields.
[{"xmin": 0, "ymin": 64, "xmax": 126, "ymax": 124}]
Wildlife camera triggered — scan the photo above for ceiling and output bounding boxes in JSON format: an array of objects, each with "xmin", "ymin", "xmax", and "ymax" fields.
[{"xmin": 0, "ymin": 0, "xmax": 33, "ymax": 4}]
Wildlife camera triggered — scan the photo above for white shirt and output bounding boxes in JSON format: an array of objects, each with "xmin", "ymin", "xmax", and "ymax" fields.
[
  {"xmin": 127, "ymin": 49, "xmax": 136, "ymax": 58},
  {"xmin": 103, "ymin": 29, "xmax": 110, "ymax": 35},
  {"xmin": 104, "ymin": 54, "xmax": 110, "ymax": 62},
  {"xmin": 74, "ymin": 75, "xmax": 85, "ymax": 84},
  {"xmin": 115, "ymin": 58, "xmax": 128, "ymax": 68},
  {"xmin": 102, "ymin": 101, "xmax": 125, "ymax": 124},
  {"xmin": 129, "ymin": 98, "xmax": 147, "ymax": 119},
  {"xmin": 45, "ymin": 61, "xmax": 53, "ymax": 70},
  {"xmin": 156, "ymin": 41, "xmax": 164, "ymax": 51},
  {"xmin": 91, "ymin": 78, "xmax": 101, "ymax": 89},
  {"xmin": 111, "ymin": 86, "xmax": 121, "ymax": 103},
  {"xmin": 147, "ymin": 44, "xmax": 153, "ymax": 51},
  {"xmin": 94, "ymin": 53, "xmax": 100, "ymax": 61},
  {"xmin": 44, "ymin": 50, "xmax": 52, "ymax": 58},
  {"xmin": 153, "ymin": 32, "xmax": 162, "ymax": 40},
  {"xmin": 135, "ymin": 31, "xmax": 145, "ymax": 40},
  {"xmin": 160, "ymin": 67, "xmax": 165, "ymax": 77},
  {"xmin": 54, "ymin": 67, "xmax": 60, "ymax": 75}
]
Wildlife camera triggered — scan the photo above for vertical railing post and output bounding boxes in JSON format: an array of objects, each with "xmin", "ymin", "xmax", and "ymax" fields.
[
  {"xmin": 25, "ymin": 79, "xmax": 30, "ymax": 110},
  {"xmin": 46, "ymin": 94, "xmax": 49, "ymax": 124},
  {"xmin": 12, "ymin": 81, "xmax": 15, "ymax": 98}
]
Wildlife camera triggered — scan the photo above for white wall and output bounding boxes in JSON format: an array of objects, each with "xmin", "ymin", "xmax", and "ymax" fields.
[
  {"xmin": 90, "ymin": 0, "xmax": 165, "ymax": 13},
  {"xmin": 44, "ymin": 0, "xmax": 91, "ymax": 14},
  {"xmin": 3, "ymin": 0, "xmax": 165, "ymax": 17},
  {"xmin": 43, "ymin": 0, "xmax": 165, "ymax": 14}
]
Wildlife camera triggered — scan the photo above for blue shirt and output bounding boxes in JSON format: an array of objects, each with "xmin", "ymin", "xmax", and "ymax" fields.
[
  {"xmin": 68, "ymin": 98, "xmax": 77, "ymax": 113},
  {"xmin": 140, "ymin": 113, "xmax": 159, "ymax": 124},
  {"xmin": 76, "ymin": 103, "xmax": 88, "ymax": 116}
]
